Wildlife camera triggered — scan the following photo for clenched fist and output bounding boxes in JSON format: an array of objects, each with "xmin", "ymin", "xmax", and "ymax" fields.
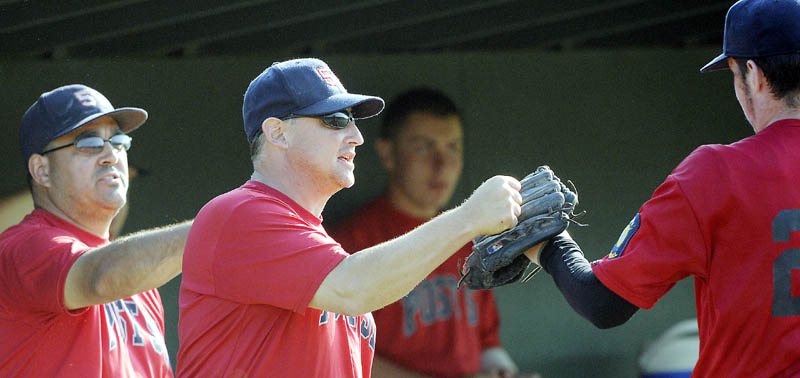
[{"xmin": 457, "ymin": 175, "xmax": 522, "ymax": 237}]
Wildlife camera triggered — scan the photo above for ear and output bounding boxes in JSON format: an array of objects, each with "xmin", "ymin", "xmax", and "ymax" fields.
[
  {"xmin": 263, "ymin": 117, "xmax": 288, "ymax": 149},
  {"xmin": 375, "ymin": 138, "xmax": 395, "ymax": 172},
  {"xmin": 746, "ymin": 59, "xmax": 768, "ymax": 94},
  {"xmin": 28, "ymin": 154, "xmax": 51, "ymax": 188}
]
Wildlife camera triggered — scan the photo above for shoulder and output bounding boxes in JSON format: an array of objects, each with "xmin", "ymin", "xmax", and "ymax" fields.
[
  {"xmin": 198, "ymin": 185, "xmax": 300, "ymax": 223},
  {"xmin": 329, "ymin": 197, "xmax": 389, "ymax": 232},
  {"xmin": 666, "ymin": 143, "xmax": 741, "ymax": 192},
  {"xmin": 645, "ymin": 142, "xmax": 757, "ymax": 224},
  {"xmin": 674, "ymin": 144, "xmax": 727, "ymax": 174},
  {"xmin": 327, "ymin": 197, "xmax": 395, "ymax": 253},
  {"xmin": 670, "ymin": 138, "xmax": 768, "ymax": 192},
  {"xmin": 1, "ymin": 217, "xmax": 86, "ymax": 258},
  {"xmin": 0, "ymin": 218, "xmax": 88, "ymax": 296}
]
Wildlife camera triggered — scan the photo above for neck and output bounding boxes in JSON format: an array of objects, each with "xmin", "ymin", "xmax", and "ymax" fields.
[
  {"xmin": 750, "ymin": 88, "xmax": 800, "ymax": 132},
  {"xmin": 763, "ymin": 108, "xmax": 800, "ymax": 131},
  {"xmin": 386, "ymin": 187, "xmax": 439, "ymax": 220},
  {"xmin": 251, "ymin": 168, "xmax": 330, "ymax": 218},
  {"xmin": 33, "ymin": 192, "xmax": 113, "ymax": 238}
]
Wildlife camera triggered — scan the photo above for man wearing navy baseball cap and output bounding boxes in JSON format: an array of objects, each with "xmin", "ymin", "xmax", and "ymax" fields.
[
  {"xmin": 0, "ymin": 84, "xmax": 191, "ymax": 377},
  {"xmin": 519, "ymin": 1, "xmax": 800, "ymax": 377},
  {"xmin": 177, "ymin": 58, "xmax": 524, "ymax": 377}
]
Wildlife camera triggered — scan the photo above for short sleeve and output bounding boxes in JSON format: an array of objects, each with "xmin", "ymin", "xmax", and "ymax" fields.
[
  {"xmin": 209, "ymin": 198, "xmax": 347, "ymax": 314},
  {"xmin": 592, "ymin": 176, "xmax": 707, "ymax": 309},
  {"xmin": 0, "ymin": 230, "xmax": 88, "ymax": 314}
]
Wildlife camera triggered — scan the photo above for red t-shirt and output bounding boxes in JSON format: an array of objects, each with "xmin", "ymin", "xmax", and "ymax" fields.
[
  {"xmin": 0, "ymin": 209, "xmax": 172, "ymax": 377},
  {"xmin": 177, "ymin": 181, "xmax": 376, "ymax": 377},
  {"xmin": 329, "ymin": 196, "xmax": 502, "ymax": 378},
  {"xmin": 592, "ymin": 119, "xmax": 800, "ymax": 377}
]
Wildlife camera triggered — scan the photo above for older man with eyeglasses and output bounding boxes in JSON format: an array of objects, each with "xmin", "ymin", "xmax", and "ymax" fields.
[
  {"xmin": 0, "ymin": 84, "xmax": 191, "ymax": 377},
  {"xmin": 175, "ymin": 58, "xmax": 524, "ymax": 378}
]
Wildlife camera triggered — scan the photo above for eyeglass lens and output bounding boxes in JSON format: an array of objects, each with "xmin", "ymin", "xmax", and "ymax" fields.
[
  {"xmin": 320, "ymin": 111, "xmax": 354, "ymax": 129},
  {"xmin": 281, "ymin": 110, "xmax": 355, "ymax": 129},
  {"xmin": 76, "ymin": 134, "xmax": 133, "ymax": 154}
]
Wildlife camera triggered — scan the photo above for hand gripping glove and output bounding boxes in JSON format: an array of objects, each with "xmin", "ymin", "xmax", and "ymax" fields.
[{"xmin": 459, "ymin": 166, "xmax": 579, "ymax": 290}]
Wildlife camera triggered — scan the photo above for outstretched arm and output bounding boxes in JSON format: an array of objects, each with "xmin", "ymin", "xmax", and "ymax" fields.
[
  {"xmin": 525, "ymin": 231, "xmax": 639, "ymax": 329},
  {"xmin": 63, "ymin": 220, "xmax": 192, "ymax": 309},
  {"xmin": 310, "ymin": 176, "xmax": 522, "ymax": 316}
]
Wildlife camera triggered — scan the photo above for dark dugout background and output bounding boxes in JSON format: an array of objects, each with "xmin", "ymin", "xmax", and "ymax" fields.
[{"xmin": 0, "ymin": 49, "xmax": 749, "ymax": 377}]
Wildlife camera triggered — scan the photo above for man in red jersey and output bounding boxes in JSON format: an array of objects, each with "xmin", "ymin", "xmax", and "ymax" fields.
[
  {"xmin": 176, "ymin": 59, "xmax": 523, "ymax": 378},
  {"xmin": 330, "ymin": 88, "xmax": 536, "ymax": 378},
  {"xmin": 0, "ymin": 84, "xmax": 191, "ymax": 377},
  {"xmin": 522, "ymin": 1, "xmax": 800, "ymax": 376}
]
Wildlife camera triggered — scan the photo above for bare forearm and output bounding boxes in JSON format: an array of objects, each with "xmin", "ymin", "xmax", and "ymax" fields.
[
  {"xmin": 65, "ymin": 220, "xmax": 192, "ymax": 309},
  {"xmin": 314, "ymin": 207, "xmax": 477, "ymax": 315},
  {"xmin": 311, "ymin": 175, "xmax": 521, "ymax": 315},
  {"xmin": 101, "ymin": 220, "xmax": 192, "ymax": 291}
]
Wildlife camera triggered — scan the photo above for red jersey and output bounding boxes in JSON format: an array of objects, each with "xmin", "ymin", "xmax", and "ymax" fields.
[
  {"xmin": 592, "ymin": 119, "xmax": 800, "ymax": 377},
  {"xmin": 0, "ymin": 209, "xmax": 173, "ymax": 378},
  {"xmin": 329, "ymin": 196, "xmax": 502, "ymax": 378},
  {"xmin": 177, "ymin": 181, "xmax": 376, "ymax": 377}
]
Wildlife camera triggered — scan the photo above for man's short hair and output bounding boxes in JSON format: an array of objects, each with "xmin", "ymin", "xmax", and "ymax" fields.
[
  {"xmin": 736, "ymin": 54, "xmax": 800, "ymax": 106},
  {"xmin": 380, "ymin": 88, "xmax": 462, "ymax": 141}
]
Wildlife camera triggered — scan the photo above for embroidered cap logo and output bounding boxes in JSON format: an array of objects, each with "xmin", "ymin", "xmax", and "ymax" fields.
[
  {"xmin": 74, "ymin": 89, "xmax": 97, "ymax": 107},
  {"xmin": 315, "ymin": 66, "xmax": 343, "ymax": 88}
]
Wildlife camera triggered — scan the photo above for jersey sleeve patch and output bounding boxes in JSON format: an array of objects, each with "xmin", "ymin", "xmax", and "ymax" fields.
[{"xmin": 608, "ymin": 213, "xmax": 640, "ymax": 259}]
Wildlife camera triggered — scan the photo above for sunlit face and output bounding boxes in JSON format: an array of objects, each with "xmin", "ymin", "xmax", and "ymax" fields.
[
  {"xmin": 384, "ymin": 112, "xmax": 464, "ymax": 215},
  {"xmin": 39, "ymin": 116, "xmax": 130, "ymax": 215},
  {"xmin": 283, "ymin": 114, "xmax": 364, "ymax": 193}
]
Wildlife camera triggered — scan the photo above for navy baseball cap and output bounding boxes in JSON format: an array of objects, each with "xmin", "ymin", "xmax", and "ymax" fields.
[
  {"xmin": 242, "ymin": 58, "xmax": 385, "ymax": 143},
  {"xmin": 700, "ymin": 0, "xmax": 800, "ymax": 73},
  {"xmin": 20, "ymin": 84, "xmax": 147, "ymax": 163}
]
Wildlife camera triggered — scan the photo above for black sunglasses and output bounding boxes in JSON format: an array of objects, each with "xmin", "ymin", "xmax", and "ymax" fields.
[
  {"xmin": 281, "ymin": 110, "xmax": 355, "ymax": 129},
  {"xmin": 41, "ymin": 134, "xmax": 133, "ymax": 155}
]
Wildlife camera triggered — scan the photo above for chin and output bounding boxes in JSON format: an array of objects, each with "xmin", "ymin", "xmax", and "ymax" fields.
[
  {"xmin": 334, "ymin": 172, "xmax": 356, "ymax": 189},
  {"xmin": 102, "ymin": 200, "xmax": 126, "ymax": 212},
  {"xmin": 429, "ymin": 191, "xmax": 452, "ymax": 207},
  {"xmin": 96, "ymin": 192, "xmax": 127, "ymax": 210}
]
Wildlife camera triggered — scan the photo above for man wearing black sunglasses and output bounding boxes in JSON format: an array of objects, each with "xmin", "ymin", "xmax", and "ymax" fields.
[
  {"xmin": 331, "ymin": 88, "xmax": 537, "ymax": 378},
  {"xmin": 282, "ymin": 109, "xmax": 356, "ymax": 129},
  {"xmin": 176, "ymin": 58, "xmax": 523, "ymax": 377},
  {"xmin": 0, "ymin": 84, "xmax": 191, "ymax": 377}
]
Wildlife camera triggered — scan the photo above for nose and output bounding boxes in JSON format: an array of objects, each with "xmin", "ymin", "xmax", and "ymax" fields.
[
  {"xmin": 431, "ymin": 149, "xmax": 445, "ymax": 168},
  {"xmin": 347, "ymin": 122, "xmax": 364, "ymax": 146},
  {"xmin": 98, "ymin": 140, "xmax": 122, "ymax": 166},
  {"xmin": 431, "ymin": 147, "xmax": 462, "ymax": 173}
]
